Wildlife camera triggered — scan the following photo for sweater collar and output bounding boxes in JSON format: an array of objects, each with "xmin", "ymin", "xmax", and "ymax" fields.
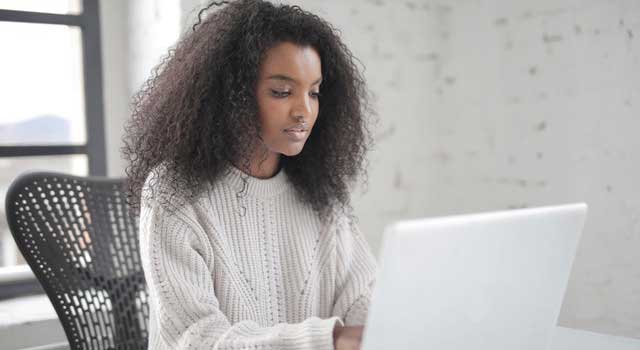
[{"xmin": 220, "ymin": 161, "xmax": 290, "ymax": 199}]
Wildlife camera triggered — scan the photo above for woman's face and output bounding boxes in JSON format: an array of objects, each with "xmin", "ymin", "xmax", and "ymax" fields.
[{"xmin": 255, "ymin": 42, "xmax": 322, "ymax": 159}]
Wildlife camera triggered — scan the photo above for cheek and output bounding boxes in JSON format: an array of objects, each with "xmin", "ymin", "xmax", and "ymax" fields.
[
  {"xmin": 308, "ymin": 102, "xmax": 320, "ymax": 127},
  {"xmin": 257, "ymin": 100, "xmax": 285, "ymax": 138}
]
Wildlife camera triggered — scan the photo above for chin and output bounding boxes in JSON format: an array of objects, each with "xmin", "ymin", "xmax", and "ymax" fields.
[
  {"xmin": 279, "ymin": 145, "xmax": 305, "ymax": 157},
  {"xmin": 281, "ymin": 148, "xmax": 304, "ymax": 157}
]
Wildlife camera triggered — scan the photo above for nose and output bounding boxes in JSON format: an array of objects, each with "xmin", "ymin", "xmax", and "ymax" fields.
[{"xmin": 291, "ymin": 93, "xmax": 313, "ymax": 121}]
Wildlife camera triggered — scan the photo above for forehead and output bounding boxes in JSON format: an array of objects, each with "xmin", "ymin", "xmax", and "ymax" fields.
[{"xmin": 259, "ymin": 42, "xmax": 322, "ymax": 83}]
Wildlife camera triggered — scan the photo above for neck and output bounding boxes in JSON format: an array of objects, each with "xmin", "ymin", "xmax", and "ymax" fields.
[{"xmin": 235, "ymin": 146, "xmax": 281, "ymax": 179}]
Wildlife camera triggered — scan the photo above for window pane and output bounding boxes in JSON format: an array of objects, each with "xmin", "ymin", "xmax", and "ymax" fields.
[
  {"xmin": 0, "ymin": 155, "xmax": 88, "ymax": 267},
  {"xmin": 0, "ymin": 0, "xmax": 82, "ymax": 14},
  {"xmin": 0, "ymin": 22, "xmax": 86, "ymax": 145}
]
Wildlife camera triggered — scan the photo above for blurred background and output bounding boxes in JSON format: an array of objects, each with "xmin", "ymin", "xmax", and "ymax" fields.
[{"xmin": 0, "ymin": 0, "xmax": 638, "ymax": 347}]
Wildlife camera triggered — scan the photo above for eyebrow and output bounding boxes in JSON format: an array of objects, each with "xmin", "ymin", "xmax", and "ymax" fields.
[{"xmin": 266, "ymin": 74, "xmax": 323, "ymax": 85}]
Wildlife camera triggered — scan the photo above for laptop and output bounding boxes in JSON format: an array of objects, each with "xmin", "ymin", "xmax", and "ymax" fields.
[{"xmin": 361, "ymin": 203, "xmax": 588, "ymax": 350}]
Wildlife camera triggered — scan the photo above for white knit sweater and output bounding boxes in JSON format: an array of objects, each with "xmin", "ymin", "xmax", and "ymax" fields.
[{"xmin": 139, "ymin": 163, "xmax": 377, "ymax": 349}]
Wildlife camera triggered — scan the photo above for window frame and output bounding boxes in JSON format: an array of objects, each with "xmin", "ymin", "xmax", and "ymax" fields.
[{"xmin": 0, "ymin": 0, "xmax": 106, "ymax": 299}]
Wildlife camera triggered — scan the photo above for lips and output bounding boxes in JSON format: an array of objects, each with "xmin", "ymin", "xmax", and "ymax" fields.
[
  {"xmin": 284, "ymin": 123, "xmax": 308, "ymax": 132},
  {"xmin": 284, "ymin": 128, "xmax": 308, "ymax": 141}
]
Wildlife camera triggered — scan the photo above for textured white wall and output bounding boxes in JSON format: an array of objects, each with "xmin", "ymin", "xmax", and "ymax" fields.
[
  {"xmin": 291, "ymin": 0, "xmax": 639, "ymax": 340},
  {"xmin": 127, "ymin": 0, "xmax": 181, "ymax": 98}
]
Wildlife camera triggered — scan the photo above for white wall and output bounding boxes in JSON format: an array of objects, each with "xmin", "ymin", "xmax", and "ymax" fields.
[
  {"xmin": 100, "ymin": 0, "xmax": 129, "ymax": 177},
  {"xmin": 101, "ymin": 0, "xmax": 180, "ymax": 177},
  {"xmin": 104, "ymin": 0, "xmax": 639, "ymax": 340},
  {"xmin": 420, "ymin": 0, "xmax": 640, "ymax": 339}
]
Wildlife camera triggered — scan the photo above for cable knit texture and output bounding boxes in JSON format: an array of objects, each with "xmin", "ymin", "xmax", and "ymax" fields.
[{"xmin": 139, "ymin": 163, "xmax": 377, "ymax": 349}]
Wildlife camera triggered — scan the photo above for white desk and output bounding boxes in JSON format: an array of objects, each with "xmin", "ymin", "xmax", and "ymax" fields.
[{"xmin": 1, "ymin": 294, "xmax": 639, "ymax": 349}]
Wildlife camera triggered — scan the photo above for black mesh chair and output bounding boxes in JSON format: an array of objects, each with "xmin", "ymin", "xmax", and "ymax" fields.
[{"xmin": 5, "ymin": 172, "xmax": 149, "ymax": 349}]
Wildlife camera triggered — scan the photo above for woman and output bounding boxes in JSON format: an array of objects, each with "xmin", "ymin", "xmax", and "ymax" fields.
[{"xmin": 123, "ymin": 1, "xmax": 377, "ymax": 349}]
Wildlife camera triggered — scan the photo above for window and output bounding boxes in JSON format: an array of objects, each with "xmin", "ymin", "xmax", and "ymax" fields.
[{"xmin": 0, "ymin": 0, "xmax": 106, "ymax": 299}]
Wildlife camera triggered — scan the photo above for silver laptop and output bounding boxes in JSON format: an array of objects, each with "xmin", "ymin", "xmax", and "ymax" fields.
[{"xmin": 362, "ymin": 203, "xmax": 587, "ymax": 350}]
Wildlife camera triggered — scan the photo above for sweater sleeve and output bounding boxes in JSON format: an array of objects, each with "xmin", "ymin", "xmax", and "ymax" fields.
[
  {"xmin": 139, "ymin": 200, "xmax": 342, "ymax": 350},
  {"xmin": 331, "ymin": 217, "xmax": 377, "ymax": 326}
]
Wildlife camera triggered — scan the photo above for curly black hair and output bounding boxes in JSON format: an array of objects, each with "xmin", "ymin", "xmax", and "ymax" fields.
[{"xmin": 122, "ymin": 0, "xmax": 375, "ymax": 224}]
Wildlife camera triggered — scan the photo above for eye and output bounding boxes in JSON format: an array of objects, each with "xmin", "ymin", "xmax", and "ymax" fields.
[
  {"xmin": 270, "ymin": 89, "xmax": 290, "ymax": 98},
  {"xmin": 310, "ymin": 91, "xmax": 321, "ymax": 99}
]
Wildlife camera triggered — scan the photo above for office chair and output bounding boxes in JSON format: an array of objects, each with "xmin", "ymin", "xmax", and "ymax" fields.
[{"xmin": 5, "ymin": 172, "xmax": 149, "ymax": 349}]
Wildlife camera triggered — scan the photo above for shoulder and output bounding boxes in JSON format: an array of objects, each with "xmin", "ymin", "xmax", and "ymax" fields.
[
  {"xmin": 326, "ymin": 208, "xmax": 358, "ymax": 242},
  {"xmin": 140, "ymin": 163, "xmax": 228, "ymax": 234},
  {"xmin": 139, "ymin": 166, "xmax": 215, "ymax": 253},
  {"xmin": 331, "ymin": 210, "xmax": 374, "ymax": 252},
  {"xmin": 141, "ymin": 163, "xmax": 199, "ymax": 215}
]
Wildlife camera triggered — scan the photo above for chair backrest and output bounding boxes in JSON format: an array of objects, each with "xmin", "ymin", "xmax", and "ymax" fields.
[{"xmin": 5, "ymin": 172, "xmax": 149, "ymax": 350}]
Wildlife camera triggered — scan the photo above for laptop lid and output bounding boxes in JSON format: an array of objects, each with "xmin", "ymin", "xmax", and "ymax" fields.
[{"xmin": 362, "ymin": 203, "xmax": 587, "ymax": 350}]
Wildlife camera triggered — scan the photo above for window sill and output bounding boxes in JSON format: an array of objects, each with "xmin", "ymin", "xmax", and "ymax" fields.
[{"xmin": 0, "ymin": 294, "xmax": 68, "ymax": 349}]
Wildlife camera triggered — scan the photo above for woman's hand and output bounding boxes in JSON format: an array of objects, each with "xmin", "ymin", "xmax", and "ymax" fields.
[{"xmin": 333, "ymin": 325, "xmax": 364, "ymax": 350}]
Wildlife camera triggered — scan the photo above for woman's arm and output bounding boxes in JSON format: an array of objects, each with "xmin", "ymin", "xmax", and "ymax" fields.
[
  {"xmin": 331, "ymin": 218, "xmax": 377, "ymax": 326},
  {"xmin": 139, "ymin": 201, "xmax": 342, "ymax": 350}
]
